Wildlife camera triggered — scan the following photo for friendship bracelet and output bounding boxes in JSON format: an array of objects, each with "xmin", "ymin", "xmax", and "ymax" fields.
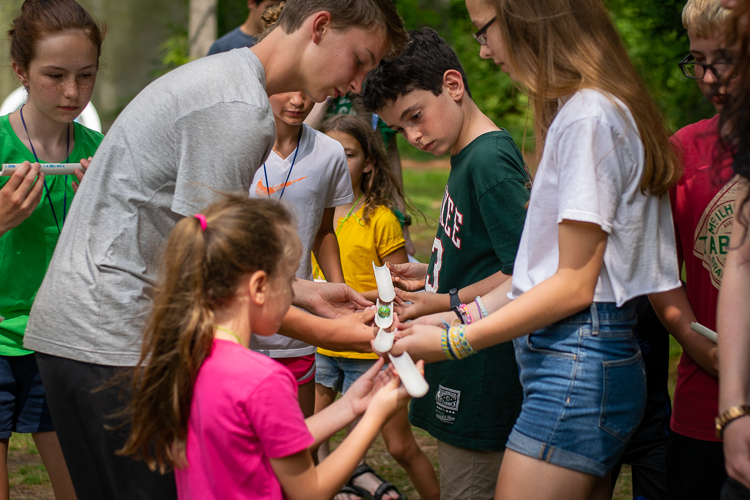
[
  {"xmin": 448, "ymin": 324, "xmax": 477, "ymax": 360},
  {"xmin": 475, "ymin": 296, "xmax": 489, "ymax": 319},
  {"xmin": 458, "ymin": 304, "xmax": 474, "ymax": 324},
  {"xmin": 441, "ymin": 324, "xmax": 458, "ymax": 360}
]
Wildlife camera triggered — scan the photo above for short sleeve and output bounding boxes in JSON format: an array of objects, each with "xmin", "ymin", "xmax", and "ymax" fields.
[
  {"xmin": 555, "ymin": 118, "xmax": 632, "ymax": 233},
  {"xmin": 372, "ymin": 208, "xmax": 406, "ymax": 259},
  {"xmin": 247, "ymin": 368, "xmax": 314, "ymax": 460},
  {"xmin": 172, "ymin": 102, "xmax": 275, "ymax": 216},
  {"xmin": 478, "ymin": 176, "xmax": 529, "ymax": 275},
  {"xmin": 325, "ymin": 144, "xmax": 354, "ymax": 208}
]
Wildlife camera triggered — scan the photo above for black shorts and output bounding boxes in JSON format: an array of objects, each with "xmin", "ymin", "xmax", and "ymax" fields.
[{"xmin": 36, "ymin": 352, "xmax": 177, "ymax": 500}]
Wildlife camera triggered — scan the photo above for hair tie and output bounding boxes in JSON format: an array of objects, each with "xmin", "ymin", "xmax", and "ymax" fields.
[{"xmin": 194, "ymin": 214, "xmax": 207, "ymax": 232}]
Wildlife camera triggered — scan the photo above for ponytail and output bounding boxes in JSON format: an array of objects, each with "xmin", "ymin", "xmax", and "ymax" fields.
[{"xmin": 120, "ymin": 195, "xmax": 300, "ymax": 472}]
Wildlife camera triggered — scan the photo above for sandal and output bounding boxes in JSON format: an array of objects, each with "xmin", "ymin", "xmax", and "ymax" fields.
[
  {"xmin": 349, "ymin": 463, "xmax": 405, "ymax": 500},
  {"xmin": 335, "ymin": 483, "xmax": 369, "ymax": 500}
]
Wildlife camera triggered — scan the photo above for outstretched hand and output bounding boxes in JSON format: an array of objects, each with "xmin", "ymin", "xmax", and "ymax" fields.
[
  {"xmin": 0, "ymin": 162, "xmax": 44, "ymax": 237},
  {"xmin": 367, "ymin": 359, "xmax": 421, "ymax": 422},
  {"xmin": 342, "ymin": 357, "xmax": 391, "ymax": 417},
  {"xmin": 295, "ymin": 280, "xmax": 373, "ymax": 319},
  {"xmin": 388, "ymin": 261, "xmax": 428, "ymax": 292}
]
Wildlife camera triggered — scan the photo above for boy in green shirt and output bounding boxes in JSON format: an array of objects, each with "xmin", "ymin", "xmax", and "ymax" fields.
[{"xmin": 361, "ymin": 27, "xmax": 530, "ymax": 499}]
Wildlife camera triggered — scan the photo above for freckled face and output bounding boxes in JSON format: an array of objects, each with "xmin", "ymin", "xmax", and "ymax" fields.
[
  {"xmin": 377, "ymin": 89, "xmax": 464, "ymax": 157},
  {"xmin": 269, "ymin": 91, "xmax": 315, "ymax": 125},
  {"xmin": 13, "ymin": 30, "xmax": 98, "ymax": 124}
]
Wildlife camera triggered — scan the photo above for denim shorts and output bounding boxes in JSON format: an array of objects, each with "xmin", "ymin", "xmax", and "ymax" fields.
[
  {"xmin": 0, "ymin": 353, "xmax": 55, "ymax": 438},
  {"xmin": 507, "ymin": 301, "xmax": 646, "ymax": 477},
  {"xmin": 315, "ymin": 353, "xmax": 376, "ymax": 394}
]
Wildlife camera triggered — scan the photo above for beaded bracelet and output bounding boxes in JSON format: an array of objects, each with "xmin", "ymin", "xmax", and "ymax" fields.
[
  {"xmin": 458, "ymin": 303, "xmax": 474, "ymax": 324},
  {"xmin": 475, "ymin": 296, "xmax": 489, "ymax": 319}
]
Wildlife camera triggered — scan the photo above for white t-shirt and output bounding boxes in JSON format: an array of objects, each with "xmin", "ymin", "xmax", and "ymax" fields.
[
  {"xmin": 510, "ymin": 89, "xmax": 680, "ymax": 306},
  {"xmin": 249, "ymin": 123, "xmax": 353, "ymax": 357}
]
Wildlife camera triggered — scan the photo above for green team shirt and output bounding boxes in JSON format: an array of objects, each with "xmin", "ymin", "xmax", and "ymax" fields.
[
  {"xmin": 0, "ymin": 115, "xmax": 104, "ymax": 356},
  {"xmin": 410, "ymin": 130, "xmax": 529, "ymax": 451}
]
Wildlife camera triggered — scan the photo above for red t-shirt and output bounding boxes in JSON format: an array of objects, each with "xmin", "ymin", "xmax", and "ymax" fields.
[{"xmin": 669, "ymin": 115, "xmax": 740, "ymax": 442}]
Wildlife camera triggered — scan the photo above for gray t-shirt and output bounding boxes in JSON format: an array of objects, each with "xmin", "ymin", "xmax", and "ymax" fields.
[{"xmin": 25, "ymin": 49, "xmax": 275, "ymax": 366}]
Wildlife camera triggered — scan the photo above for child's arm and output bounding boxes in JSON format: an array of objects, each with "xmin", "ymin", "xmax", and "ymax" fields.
[
  {"xmin": 388, "ymin": 261, "xmax": 429, "ymax": 291},
  {"xmin": 395, "ymin": 270, "xmax": 511, "ymax": 321},
  {"xmin": 718, "ymin": 188, "xmax": 750, "ymax": 490},
  {"xmin": 649, "ymin": 287, "xmax": 718, "ymax": 376},
  {"xmin": 312, "ymin": 207, "xmax": 345, "ymax": 283},
  {"xmin": 392, "ymin": 220, "xmax": 610, "ymax": 362},
  {"xmin": 280, "ymin": 307, "xmax": 376, "ymax": 353},
  {"xmin": 270, "ymin": 362, "xmax": 412, "ymax": 500}
]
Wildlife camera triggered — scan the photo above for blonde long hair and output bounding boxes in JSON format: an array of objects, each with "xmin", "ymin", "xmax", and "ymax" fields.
[{"xmin": 489, "ymin": 0, "xmax": 681, "ymax": 196}]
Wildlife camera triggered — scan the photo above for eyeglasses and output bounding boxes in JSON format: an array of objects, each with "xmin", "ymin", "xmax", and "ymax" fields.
[
  {"xmin": 473, "ymin": 17, "xmax": 497, "ymax": 45},
  {"xmin": 678, "ymin": 54, "xmax": 736, "ymax": 80}
]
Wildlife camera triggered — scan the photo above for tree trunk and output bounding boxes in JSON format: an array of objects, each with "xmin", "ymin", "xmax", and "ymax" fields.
[{"xmin": 189, "ymin": 0, "xmax": 217, "ymax": 58}]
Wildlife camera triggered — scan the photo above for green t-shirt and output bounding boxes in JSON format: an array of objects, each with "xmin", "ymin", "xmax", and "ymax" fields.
[
  {"xmin": 0, "ymin": 115, "xmax": 104, "ymax": 356},
  {"xmin": 410, "ymin": 130, "xmax": 529, "ymax": 451}
]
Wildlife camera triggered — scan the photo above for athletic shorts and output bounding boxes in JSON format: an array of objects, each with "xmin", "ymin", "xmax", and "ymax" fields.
[
  {"xmin": 507, "ymin": 301, "xmax": 647, "ymax": 477},
  {"xmin": 275, "ymin": 354, "xmax": 316, "ymax": 385},
  {"xmin": 315, "ymin": 353, "xmax": 375, "ymax": 394},
  {"xmin": 0, "ymin": 353, "xmax": 54, "ymax": 438}
]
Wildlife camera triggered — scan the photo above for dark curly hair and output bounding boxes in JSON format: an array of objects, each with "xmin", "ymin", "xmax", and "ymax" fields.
[{"xmin": 359, "ymin": 27, "xmax": 471, "ymax": 113}]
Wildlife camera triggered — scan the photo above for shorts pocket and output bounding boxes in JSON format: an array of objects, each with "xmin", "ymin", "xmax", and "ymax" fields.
[
  {"xmin": 525, "ymin": 330, "xmax": 577, "ymax": 360},
  {"xmin": 598, "ymin": 350, "xmax": 646, "ymax": 442}
]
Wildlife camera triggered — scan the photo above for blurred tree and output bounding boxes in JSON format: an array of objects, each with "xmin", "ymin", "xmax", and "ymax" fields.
[{"xmin": 209, "ymin": 0, "xmax": 714, "ymax": 159}]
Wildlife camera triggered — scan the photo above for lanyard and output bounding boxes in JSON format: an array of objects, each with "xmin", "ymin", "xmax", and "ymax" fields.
[
  {"xmin": 262, "ymin": 127, "xmax": 302, "ymax": 202},
  {"xmin": 335, "ymin": 193, "xmax": 364, "ymax": 236},
  {"xmin": 19, "ymin": 104, "xmax": 70, "ymax": 233}
]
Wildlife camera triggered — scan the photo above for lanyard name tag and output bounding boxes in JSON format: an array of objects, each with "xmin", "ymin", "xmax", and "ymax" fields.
[{"xmin": 1, "ymin": 163, "xmax": 81, "ymax": 177}]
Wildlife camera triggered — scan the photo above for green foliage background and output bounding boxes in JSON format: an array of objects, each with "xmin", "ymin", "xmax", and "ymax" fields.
[{"xmin": 209, "ymin": 0, "xmax": 714, "ymax": 157}]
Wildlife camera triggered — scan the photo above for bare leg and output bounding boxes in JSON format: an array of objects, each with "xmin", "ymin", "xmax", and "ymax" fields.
[
  {"xmin": 381, "ymin": 406, "xmax": 440, "ymax": 500},
  {"xmin": 32, "ymin": 431, "xmax": 76, "ymax": 500},
  {"xmin": 0, "ymin": 438, "xmax": 9, "ymax": 500},
  {"xmin": 495, "ymin": 449, "xmax": 597, "ymax": 500},
  {"xmin": 298, "ymin": 379, "xmax": 315, "ymax": 418}
]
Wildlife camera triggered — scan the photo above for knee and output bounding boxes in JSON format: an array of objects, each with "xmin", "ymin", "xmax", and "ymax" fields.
[{"xmin": 385, "ymin": 437, "xmax": 418, "ymax": 465}]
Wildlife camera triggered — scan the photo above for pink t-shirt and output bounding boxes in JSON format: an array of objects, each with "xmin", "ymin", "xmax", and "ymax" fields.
[
  {"xmin": 669, "ymin": 115, "xmax": 739, "ymax": 442},
  {"xmin": 175, "ymin": 339, "xmax": 314, "ymax": 499}
]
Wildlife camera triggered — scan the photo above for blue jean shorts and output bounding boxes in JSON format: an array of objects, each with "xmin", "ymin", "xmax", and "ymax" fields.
[
  {"xmin": 0, "ymin": 353, "xmax": 55, "ymax": 438},
  {"xmin": 315, "ymin": 353, "xmax": 376, "ymax": 394},
  {"xmin": 507, "ymin": 301, "xmax": 647, "ymax": 477}
]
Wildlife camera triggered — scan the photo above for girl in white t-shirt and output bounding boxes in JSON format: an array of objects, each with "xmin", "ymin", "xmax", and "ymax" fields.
[
  {"xmin": 249, "ymin": 89, "xmax": 353, "ymax": 420},
  {"xmin": 393, "ymin": 0, "xmax": 683, "ymax": 498}
]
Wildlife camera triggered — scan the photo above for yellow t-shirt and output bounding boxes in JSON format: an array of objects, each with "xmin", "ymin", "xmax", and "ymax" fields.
[{"xmin": 313, "ymin": 204, "xmax": 405, "ymax": 359}]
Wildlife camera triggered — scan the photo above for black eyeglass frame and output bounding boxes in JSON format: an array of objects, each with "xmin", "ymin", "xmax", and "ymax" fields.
[
  {"xmin": 473, "ymin": 17, "xmax": 497, "ymax": 45},
  {"xmin": 678, "ymin": 53, "xmax": 737, "ymax": 80}
]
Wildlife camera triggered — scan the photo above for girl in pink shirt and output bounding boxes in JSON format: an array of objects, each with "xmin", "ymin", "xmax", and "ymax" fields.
[{"xmin": 120, "ymin": 196, "xmax": 414, "ymax": 500}]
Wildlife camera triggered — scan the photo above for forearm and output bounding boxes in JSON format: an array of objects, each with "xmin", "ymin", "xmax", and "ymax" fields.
[
  {"xmin": 467, "ymin": 270, "xmax": 594, "ymax": 350},
  {"xmin": 303, "ymin": 100, "xmax": 331, "ymax": 129},
  {"xmin": 456, "ymin": 270, "xmax": 512, "ymax": 310},
  {"xmin": 304, "ymin": 398, "xmax": 358, "ymax": 448},
  {"xmin": 313, "ymin": 231, "xmax": 345, "ymax": 283},
  {"xmin": 649, "ymin": 287, "xmax": 717, "ymax": 377},
  {"xmin": 718, "ymin": 225, "xmax": 750, "ymax": 410},
  {"xmin": 279, "ymin": 308, "xmax": 374, "ymax": 352}
]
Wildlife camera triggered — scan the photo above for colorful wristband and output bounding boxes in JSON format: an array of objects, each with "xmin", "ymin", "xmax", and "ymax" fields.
[{"xmin": 458, "ymin": 304, "xmax": 474, "ymax": 324}]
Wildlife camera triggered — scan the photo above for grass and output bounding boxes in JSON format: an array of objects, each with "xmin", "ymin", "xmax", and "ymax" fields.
[{"xmin": 6, "ymin": 165, "xmax": 680, "ymax": 499}]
